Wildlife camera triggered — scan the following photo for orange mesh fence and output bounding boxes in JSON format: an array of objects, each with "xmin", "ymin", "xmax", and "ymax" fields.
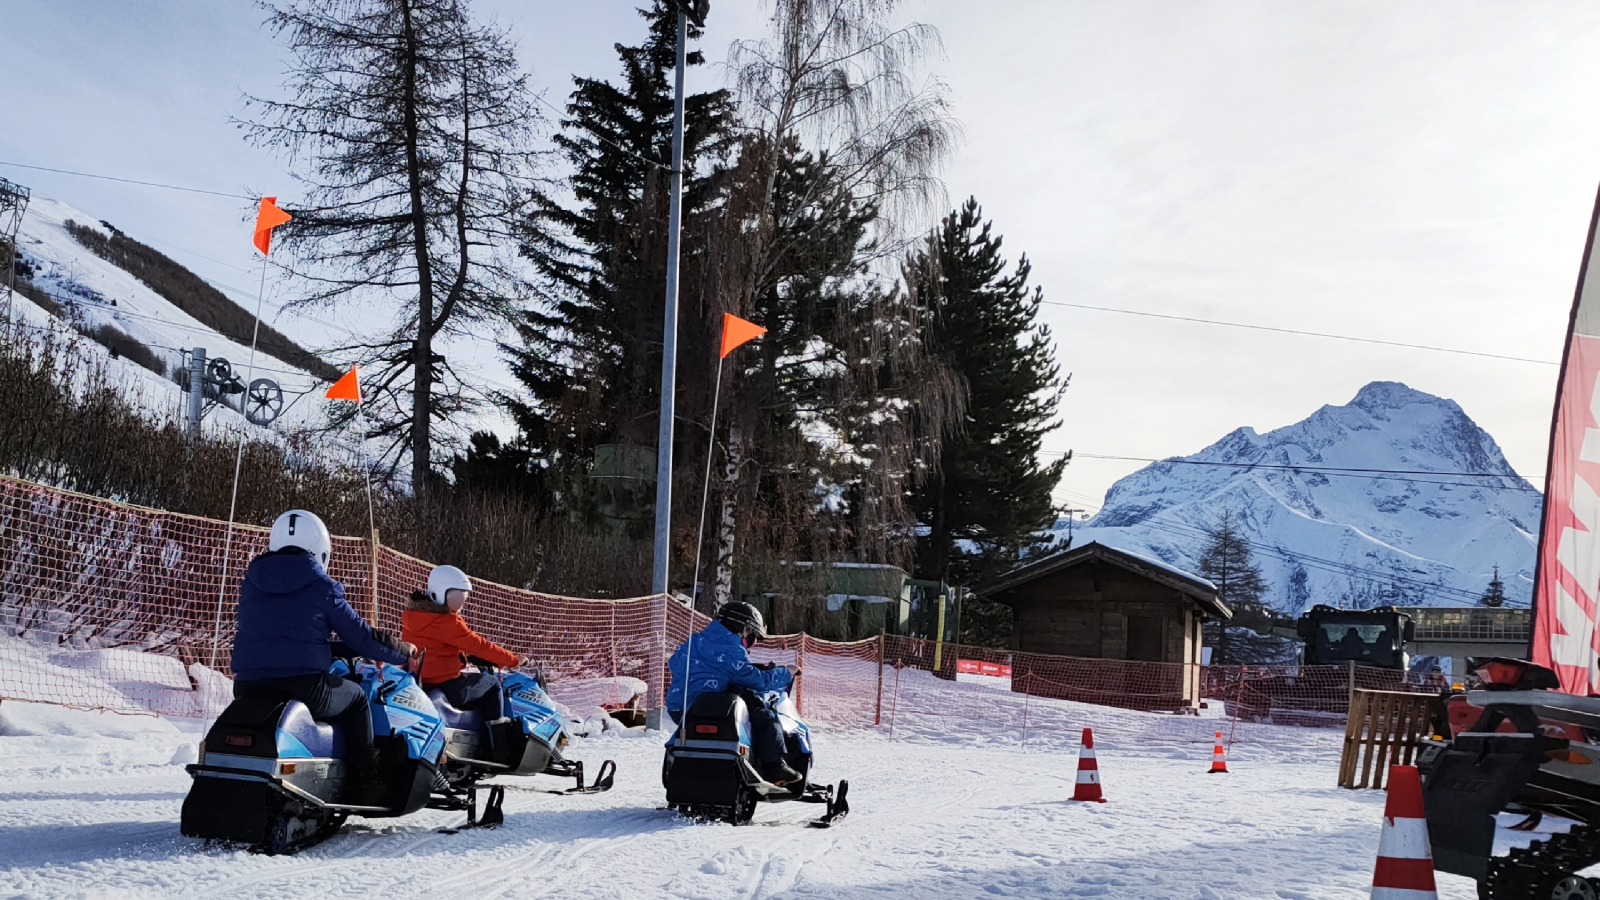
[{"xmin": 0, "ymin": 474, "xmax": 1451, "ymax": 740}]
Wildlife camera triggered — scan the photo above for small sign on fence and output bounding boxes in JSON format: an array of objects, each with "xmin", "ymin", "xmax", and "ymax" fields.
[{"xmin": 955, "ymin": 658, "xmax": 1013, "ymax": 690}]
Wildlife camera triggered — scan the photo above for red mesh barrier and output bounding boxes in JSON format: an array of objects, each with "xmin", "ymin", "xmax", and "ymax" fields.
[{"xmin": 0, "ymin": 474, "xmax": 1450, "ymax": 743}]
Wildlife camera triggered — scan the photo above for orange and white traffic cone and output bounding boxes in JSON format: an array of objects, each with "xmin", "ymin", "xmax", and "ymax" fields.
[
  {"xmin": 1370, "ymin": 765, "xmax": 1438, "ymax": 900},
  {"xmin": 1208, "ymin": 731, "xmax": 1229, "ymax": 773},
  {"xmin": 1071, "ymin": 727, "xmax": 1106, "ymax": 802}
]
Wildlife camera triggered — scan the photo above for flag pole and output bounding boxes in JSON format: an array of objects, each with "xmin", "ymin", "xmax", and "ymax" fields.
[
  {"xmin": 207, "ymin": 198, "xmax": 291, "ymax": 683},
  {"xmin": 676, "ymin": 352, "xmax": 723, "ymax": 746},
  {"xmin": 207, "ymin": 250, "xmax": 271, "ymax": 672},
  {"xmin": 688, "ymin": 353, "xmax": 725, "ymax": 617}
]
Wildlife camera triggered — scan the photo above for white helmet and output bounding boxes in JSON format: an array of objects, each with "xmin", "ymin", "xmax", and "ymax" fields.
[
  {"xmin": 427, "ymin": 565, "xmax": 471, "ymax": 605},
  {"xmin": 268, "ymin": 510, "xmax": 332, "ymax": 568}
]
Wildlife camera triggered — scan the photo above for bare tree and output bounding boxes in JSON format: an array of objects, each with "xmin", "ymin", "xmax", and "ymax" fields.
[
  {"xmin": 240, "ymin": 0, "xmax": 542, "ymax": 491},
  {"xmin": 699, "ymin": 0, "xmax": 963, "ymax": 603}
]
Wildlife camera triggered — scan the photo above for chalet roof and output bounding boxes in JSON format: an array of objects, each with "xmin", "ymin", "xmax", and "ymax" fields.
[{"xmin": 981, "ymin": 540, "xmax": 1232, "ymax": 620}]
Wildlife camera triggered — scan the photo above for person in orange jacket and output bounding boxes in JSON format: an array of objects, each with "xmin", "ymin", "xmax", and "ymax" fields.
[{"xmin": 401, "ymin": 564, "xmax": 528, "ymax": 717}]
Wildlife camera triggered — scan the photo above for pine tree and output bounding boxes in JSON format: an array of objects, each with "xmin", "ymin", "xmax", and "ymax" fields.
[
  {"xmin": 1196, "ymin": 510, "xmax": 1268, "ymax": 664},
  {"xmin": 504, "ymin": 2, "xmax": 733, "ymax": 472},
  {"xmin": 906, "ymin": 198, "xmax": 1066, "ymax": 586}
]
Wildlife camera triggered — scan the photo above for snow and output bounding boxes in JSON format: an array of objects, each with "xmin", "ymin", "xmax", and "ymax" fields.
[
  {"xmin": 0, "ymin": 669, "xmax": 1548, "ymax": 899},
  {"xmin": 1055, "ymin": 381, "xmax": 1542, "ymax": 612}
]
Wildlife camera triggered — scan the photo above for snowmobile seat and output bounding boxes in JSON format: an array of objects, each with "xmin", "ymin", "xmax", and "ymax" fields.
[{"xmin": 426, "ymin": 688, "xmax": 488, "ymax": 733}]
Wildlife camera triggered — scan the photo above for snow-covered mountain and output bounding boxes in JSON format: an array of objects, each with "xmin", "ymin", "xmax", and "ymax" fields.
[
  {"xmin": 8, "ymin": 197, "xmax": 325, "ymax": 435},
  {"xmin": 1057, "ymin": 381, "xmax": 1541, "ymax": 612}
]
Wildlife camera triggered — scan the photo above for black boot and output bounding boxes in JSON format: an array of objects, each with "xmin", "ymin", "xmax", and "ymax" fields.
[
  {"xmin": 343, "ymin": 751, "xmax": 391, "ymax": 808},
  {"xmin": 760, "ymin": 760, "xmax": 803, "ymax": 787}
]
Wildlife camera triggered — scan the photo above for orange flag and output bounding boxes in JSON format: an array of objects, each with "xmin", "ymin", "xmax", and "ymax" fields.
[
  {"xmin": 326, "ymin": 366, "xmax": 362, "ymax": 403},
  {"xmin": 253, "ymin": 196, "xmax": 292, "ymax": 256},
  {"xmin": 720, "ymin": 313, "xmax": 766, "ymax": 358}
]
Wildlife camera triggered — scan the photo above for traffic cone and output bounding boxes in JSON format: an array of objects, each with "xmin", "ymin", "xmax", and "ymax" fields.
[
  {"xmin": 1370, "ymin": 765, "xmax": 1438, "ymax": 899},
  {"xmin": 1208, "ymin": 731, "xmax": 1229, "ymax": 773},
  {"xmin": 1071, "ymin": 727, "xmax": 1106, "ymax": 802}
]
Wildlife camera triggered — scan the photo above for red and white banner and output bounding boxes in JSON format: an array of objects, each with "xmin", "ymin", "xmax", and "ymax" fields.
[
  {"xmin": 955, "ymin": 658, "xmax": 1013, "ymax": 689},
  {"xmin": 1534, "ymin": 188, "xmax": 1600, "ymax": 695}
]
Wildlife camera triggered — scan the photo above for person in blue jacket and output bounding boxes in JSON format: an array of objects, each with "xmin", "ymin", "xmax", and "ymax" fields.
[
  {"xmin": 666, "ymin": 601, "xmax": 802, "ymax": 786},
  {"xmin": 231, "ymin": 509, "xmax": 415, "ymax": 806}
]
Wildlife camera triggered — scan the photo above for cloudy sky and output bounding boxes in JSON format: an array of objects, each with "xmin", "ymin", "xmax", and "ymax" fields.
[{"xmin": 7, "ymin": 1, "xmax": 1600, "ymax": 513}]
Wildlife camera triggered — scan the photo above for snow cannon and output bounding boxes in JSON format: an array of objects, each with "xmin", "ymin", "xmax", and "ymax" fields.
[
  {"xmin": 662, "ymin": 685, "xmax": 848, "ymax": 827},
  {"xmin": 180, "ymin": 657, "xmax": 445, "ymax": 854},
  {"xmin": 426, "ymin": 661, "xmax": 615, "ymax": 828},
  {"xmin": 1418, "ymin": 656, "xmax": 1600, "ymax": 897}
]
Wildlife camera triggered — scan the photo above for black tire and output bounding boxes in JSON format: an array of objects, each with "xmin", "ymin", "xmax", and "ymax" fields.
[
  {"xmin": 727, "ymin": 785, "xmax": 757, "ymax": 827},
  {"xmin": 1543, "ymin": 874, "xmax": 1600, "ymax": 900}
]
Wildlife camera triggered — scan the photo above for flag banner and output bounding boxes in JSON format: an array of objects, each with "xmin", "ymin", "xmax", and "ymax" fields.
[
  {"xmin": 326, "ymin": 366, "xmax": 362, "ymax": 403},
  {"xmin": 954, "ymin": 658, "xmax": 1013, "ymax": 690},
  {"xmin": 719, "ymin": 313, "xmax": 766, "ymax": 358},
  {"xmin": 1534, "ymin": 186, "xmax": 1600, "ymax": 694},
  {"xmin": 253, "ymin": 196, "xmax": 292, "ymax": 256}
]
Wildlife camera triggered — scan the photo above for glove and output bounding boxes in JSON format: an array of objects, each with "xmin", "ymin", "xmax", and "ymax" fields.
[
  {"xmin": 517, "ymin": 656, "xmax": 533, "ymax": 668},
  {"xmin": 785, "ymin": 664, "xmax": 801, "ymax": 678},
  {"xmin": 398, "ymin": 641, "xmax": 418, "ymax": 658}
]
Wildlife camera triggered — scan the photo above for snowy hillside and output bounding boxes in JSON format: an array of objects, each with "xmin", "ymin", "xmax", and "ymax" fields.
[
  {"xmin": 1058, "ymin": 381, "xmax": 1541, "ymax": 612},
  {"xmin": 8, "ymin": 197, "xmax": 326, "ymax": 435}
]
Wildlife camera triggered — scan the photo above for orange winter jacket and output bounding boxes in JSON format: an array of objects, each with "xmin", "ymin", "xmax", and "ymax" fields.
[{"xmin": 402, "ymin": 594, "xmax": 519, "ymax": 686}]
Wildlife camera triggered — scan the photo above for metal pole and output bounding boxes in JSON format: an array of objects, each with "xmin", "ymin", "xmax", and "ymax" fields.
[
  {"xmin": 650, "ymin": 8, "xmax": 688, "ymax": 596},
  {"xmin": 875, "ymin": 630, "xmax": 885, "ymax": 726},
  {"xmin": 188, "ymin": 347, "xmax": 207, "ymax": 438}
]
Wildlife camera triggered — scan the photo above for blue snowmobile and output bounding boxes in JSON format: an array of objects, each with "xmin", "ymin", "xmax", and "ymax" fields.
[
  {"xmin": 662, "ymin": 680, "xmax": 848, "ymax": 827},
  {"xmin": 425, "ymin": 659, "xmax": 616, "ymax": 828},
  {"xmin": 181, "ymin": 655, "xmax": 446, "ymax": 854}
]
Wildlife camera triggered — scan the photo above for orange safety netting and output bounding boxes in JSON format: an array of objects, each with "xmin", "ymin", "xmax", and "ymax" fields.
[{"xmin": 0, "ymin": 475, "xmax": 1449, "ymax": 743}]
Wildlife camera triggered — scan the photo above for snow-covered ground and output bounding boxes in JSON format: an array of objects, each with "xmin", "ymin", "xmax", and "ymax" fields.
[{"xmin": 0, "ymin": 691, "xmax": 1525, "ymax": 899}]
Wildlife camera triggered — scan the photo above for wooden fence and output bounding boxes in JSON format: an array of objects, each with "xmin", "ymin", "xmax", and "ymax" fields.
[{"xmin": 1338, "ymin": 689, "xmax": 1436, "ymax": 789}]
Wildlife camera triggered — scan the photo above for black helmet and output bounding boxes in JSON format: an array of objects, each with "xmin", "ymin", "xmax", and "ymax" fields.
[{"xmin": 716, "ymin": 601, "xmax": 767, "ymax": 641}]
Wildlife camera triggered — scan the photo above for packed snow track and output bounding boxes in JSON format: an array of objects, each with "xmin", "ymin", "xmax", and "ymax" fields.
[{"xmin": 0, "ymin": 700, "xmax": 1499, "ymax": 898}]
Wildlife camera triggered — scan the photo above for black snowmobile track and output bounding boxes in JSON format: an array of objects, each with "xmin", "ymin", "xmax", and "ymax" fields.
[{"xmin": 1481, "ymin": 822, "xmax": 1600, "ymax": 899}]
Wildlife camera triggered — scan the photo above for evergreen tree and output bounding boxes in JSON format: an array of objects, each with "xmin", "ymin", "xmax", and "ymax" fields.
[
  {"xmin": 505, "ymin": 2, "xmax": 733, "ymax": 471},
  {"xmin": 1196, "ymin": 510, "xmax": 1268, "ymax": 664},
  {"xmin": 906, "ymin": 198, "xmax": 1066, "ymax": 586}
]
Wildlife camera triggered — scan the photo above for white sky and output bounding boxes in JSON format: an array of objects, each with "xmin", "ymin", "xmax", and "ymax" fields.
[{"xmin": 6, "ymin": 1, "xmax": 1600, "ymax": 514}]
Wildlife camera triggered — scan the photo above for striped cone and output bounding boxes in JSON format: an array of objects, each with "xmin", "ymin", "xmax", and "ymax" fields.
[
  {"xmin": 1208, "ymin": 731, "xmax": 1229, "ymax": 773},
  {"xmin": 1071, "ymin": 727, "xmax": 1106, "ymax": 802},
  {"xmin": 1371, "ymin": 765, "xmax": 1437, "ymax": 899}
]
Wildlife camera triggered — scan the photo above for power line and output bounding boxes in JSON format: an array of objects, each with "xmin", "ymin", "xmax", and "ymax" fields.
[
  {"xmin": 1041, "ymin": 299, "xmax": 1558, "ymax": 366},
  {"xmin": 0, "ymin": 161, "xmax": 254, "ymax": 200}
]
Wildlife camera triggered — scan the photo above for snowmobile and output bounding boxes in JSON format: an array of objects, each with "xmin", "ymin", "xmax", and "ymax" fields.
[
  {"xmin": 180, "ymin": 655, "xmax": 446, "ymax": 854},
  {"xmin": 425, "ymin": 659, "xmax": 616, "ymax": 828},
  {"xmin": 1419, "ymin": 656, "xmax": 1600, "ymax": 899},
  {"xmin": 662, "ymin": 682, "xmax": 848, "ymax": 827}
]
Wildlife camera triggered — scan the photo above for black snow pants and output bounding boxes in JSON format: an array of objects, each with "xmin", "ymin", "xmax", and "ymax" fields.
[
  {"xmin": 733, "ymin": 687, "xmax": 788, "ymax": 766},
  {"xmin": 432, "ymin": 671, "xmax": 503, "ymax": 719},
  {"xmin": 235, "ymin": 672, "xmax": 374, "ymax": 758}
]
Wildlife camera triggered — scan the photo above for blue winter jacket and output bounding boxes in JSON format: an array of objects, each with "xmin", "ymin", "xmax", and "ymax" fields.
[
  {"xmin": 231, "ymin": 548, "xmax": 408, "ymax": 681},
  {"xmin": 665, "ymin": 620, "xmax": 793, "ymax": 717}
]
